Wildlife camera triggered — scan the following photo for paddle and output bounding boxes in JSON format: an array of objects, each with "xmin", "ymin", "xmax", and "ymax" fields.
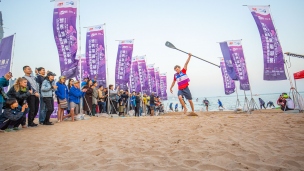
[{"xmin": 165, "ymin": 41, "xmax": 220, "ymax": 68}]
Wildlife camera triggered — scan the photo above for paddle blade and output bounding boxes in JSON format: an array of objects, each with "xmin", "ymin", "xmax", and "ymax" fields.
[{"xmin": 165, "ymin": 41, "xmax": 176, "ymax": 49}]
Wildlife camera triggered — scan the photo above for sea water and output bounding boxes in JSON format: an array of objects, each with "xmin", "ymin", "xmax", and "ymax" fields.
[{"xmin": 163, "ymin": 92, "xmax": 304, "ymax": 112}]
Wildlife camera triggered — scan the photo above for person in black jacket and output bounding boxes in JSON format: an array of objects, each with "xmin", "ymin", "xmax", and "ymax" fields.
[
  {"xmin": 0, "ymin": 98, "xmax": 28, "ymax": 131},
  {"xmin": 135, "ymin": 92, "xmax": 141, "ymax": 117},
  {"xmin": 7, "ymin": 77, "xmax": 32, "ymax": 128}
]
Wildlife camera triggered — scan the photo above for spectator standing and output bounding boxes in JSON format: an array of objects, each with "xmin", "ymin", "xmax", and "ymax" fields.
[
  {"xmin": 36, "ymin": 67, "xmax": 46, "ymax": 124},
  {"xmin": 23, "ymin": 66, "xmax": 40, "ymax": 127},
  {"xmin": 55, "ymin": 76, "xmax": 69, "ymax": 122},
  {"xmin": 0, "ymin": 72, "xmax": 12, "ymax": 112},
  {"xmin": 41, "ymin": 72, "xmax": 57, "ymax": 125}
]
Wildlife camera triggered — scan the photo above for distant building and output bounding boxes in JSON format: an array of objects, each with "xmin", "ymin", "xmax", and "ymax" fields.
[{"xmin": 0, "ymin": 11, "xmax": 3, "ymax": 42}]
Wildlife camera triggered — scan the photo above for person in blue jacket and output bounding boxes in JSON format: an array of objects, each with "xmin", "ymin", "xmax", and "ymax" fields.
[
  {"xmin": 64, "ymin": 81, "xmax": 86, "ymax": 122},
  {"xmin": 0, "ymin": 98, "xmax": 28, "ymax": 131},
  {"xmin": 55, "ymin": 76, "xmax": 69, "ymax": 122},
  {"xmin": 0, "ymin": 72, "xmax": 12, "ymax": 112},
  {"xmin": 218, "ymin": 99, "xmax": 225, "ymax": 110}
]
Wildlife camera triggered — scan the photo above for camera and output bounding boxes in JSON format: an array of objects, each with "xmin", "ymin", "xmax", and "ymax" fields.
[{"xmin": 0, "ymin": 87, "xmax": 9, "ymax": 100}]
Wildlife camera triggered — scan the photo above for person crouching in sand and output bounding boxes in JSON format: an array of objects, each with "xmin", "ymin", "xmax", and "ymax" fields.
[{"xmin": 169, "ymin": 53, "xmax": 197, "ymax": 116}]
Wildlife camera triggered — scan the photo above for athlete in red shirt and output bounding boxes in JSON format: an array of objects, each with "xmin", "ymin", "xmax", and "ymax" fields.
[{"xmin": 170, "ymin": 53, "xmax": 197, "ymax": 116}]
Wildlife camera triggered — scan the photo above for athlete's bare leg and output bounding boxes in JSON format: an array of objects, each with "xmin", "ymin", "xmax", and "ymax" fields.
[
  {"xmin": 188, "ymin": 100, "xmax": 194, "ymax": 112},
  {"xmin": 178, "ymin": 95, "xmax": 187, "ymax": 114}
]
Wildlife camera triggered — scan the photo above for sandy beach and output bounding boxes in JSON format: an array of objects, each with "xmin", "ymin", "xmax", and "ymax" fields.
[{"xmin": 0, "ymin": 109, "xmax": 304, "ymax": 171}]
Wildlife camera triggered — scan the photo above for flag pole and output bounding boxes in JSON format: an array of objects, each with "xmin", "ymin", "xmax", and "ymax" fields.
[
  {"xmin": 104, "ymin": 23, "xmax": 111, "ymax": 115},
  {"xmin": 8, "ymin": 33, "xmax": 16, "ymax": 90}
]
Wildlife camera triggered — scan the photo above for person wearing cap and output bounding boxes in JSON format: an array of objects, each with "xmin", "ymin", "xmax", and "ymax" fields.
[
  {"xmin": 55, "ymin": 76, "xmax": 69, "ymax": 122},
  {"xmin": 66, "ymin": 80, "xmax": 86, "ymax": 121},
  {"xmin": 81, "ymin": 77, "xmax": 89, "ymax": 88},
  {"xmin": 41, "ymin": 72, "xmax": 57, "ymax": 125}
]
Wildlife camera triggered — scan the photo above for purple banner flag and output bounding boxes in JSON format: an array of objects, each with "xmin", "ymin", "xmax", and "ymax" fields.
[
  {"xmin": 0, "ymin": 34, "xmax": 14, "ymax": 78},
  {"xmin": 248, "ymin": 6, "xmax": 286, "ymax": 80},
  {"xmin": 159, "ymin": 73, "xmax": 168, "ymax": 100},
  {"xmin": 130, "ymin": 57, "xmax": 141, "ymax": 93},
  {"xmin": 85, "ymin": 25, "xmax": 106, "ymax": 87},
  {"xmin": 220, "ymin": 58, "xmax": 235, "ymax": 95},
  {"xmin": 147, "ymin": 64, "xmax": 156, "ymax": 93},
  {"xmin": 115, "ymin": 40, "xmax": 134, "ymax": 90},
  {"xmin": 155, "ymin": 67, "xmax": 161, "ymax": 96},
  {"xmin": 53, "ymin": 0, "xmax": 78, "ymax": 79},
  {"xmin": 219, "ymin": 42, "xmax": 238, "ymax": 80},
  {"xmin": 137, "ymin": 56, "xmax": 149, "ymax": 95},
  {"xmin": 227, "ymin": 40, "xmax": 250, "ymax": 91}
]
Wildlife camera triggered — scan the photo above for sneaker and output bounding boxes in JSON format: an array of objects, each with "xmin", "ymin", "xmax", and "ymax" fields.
[
  {"xmin": 13, "ymin": 127, "xmax": 21, "ymax": 130},
  {"xmin": 28, "ymin": 123, "xmax": 38, "ymax": 127},
  {"xmin": 4, "ymin": 128, "xmax": 15, "ymax": 132}
]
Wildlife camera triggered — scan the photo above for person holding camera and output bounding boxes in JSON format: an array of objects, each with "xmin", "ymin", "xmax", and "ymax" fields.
[
  {"xmin": 67, "ymin": 81, "xmax": 86, "ymax": 121},
  {"xmin": 7, "ymin": 77, "xmax": 32, "ymax": 128},
  {"xmin": 0, "ymin": 72, "xmax": 12, "ymax": 112},
  {"xmin": 41, "ymin": 72, "xmax": 57, "ymax": 125},
  {"xmin": 0, "ymin": 98, "xmax": 28, "ymax": 131}
]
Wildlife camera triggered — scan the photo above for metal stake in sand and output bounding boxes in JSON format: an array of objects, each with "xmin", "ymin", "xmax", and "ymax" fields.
[{"xmin": 165, "ymin": 41, "xmax": 220, "ymax": 68}]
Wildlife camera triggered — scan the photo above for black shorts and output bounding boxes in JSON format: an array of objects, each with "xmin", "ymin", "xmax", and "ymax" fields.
[{"xmin": 178, "ymin": 87, "xmax": 192, "ymax": 100}]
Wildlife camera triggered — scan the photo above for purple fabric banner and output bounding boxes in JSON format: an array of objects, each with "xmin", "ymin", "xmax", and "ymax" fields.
[
  {"xmin": 248, "ymin": 6, "xmax": 286, "ymax": 80},
  {"xmin": 159, "ymin": 73, "xmax": 168, "ymax": 100},
  {"xmin": 115, "ymin": 40, "xmax": 134, "ymax": 91},
  {"xmin": 0, "ymin": 34, "xmax": 14, "ymax": 78},
  {"xmin": 220, "ymin": 59, "xmax": 235, "ymax": 95},
  {"xmin": 85, "ymin": 25, "xmax": 106, "ymax": 87},
  {"xmin": 155, "ymin": 67, "xmax": 161, "ymax": 96},
  {"xmin": 147, "ymin": 64, "xmax": 156, "ymax": 93},
  {"xmin": 219, "ymin": 42, "xmax": 238, "ymax": 80},
  {"xmin": 130, "ymin": 57, "xmax": 141, "ymax": 93},
  {"xmin": 227, "ymin": 40, "xmax": 250, "ymax": 91},
  {"xmin": 53, "ymin": 0, "xmax": 78, "ymax": 79},
  {"xmin": 137, "ymin": 56, "xmax": 149, "ymax": 95}
]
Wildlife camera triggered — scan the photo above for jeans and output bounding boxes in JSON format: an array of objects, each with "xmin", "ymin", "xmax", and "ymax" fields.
[
  {"xmin": 43, "ymin": 97, "xmax": 54, "ymax": 124},
  {"xmin": 139, "ymin": 106, "xmax": 143, "ymax": 116},
  {"xmin": 39, "ymin": 96, "xmax": 46, "ymax": 123},
  {"xmin": 27, "ymin": 95, "xmax": 40, "ymax": 125},
  {"xmin": 98, "ymin": 101, "xmax": 106, "ymax": 113}
]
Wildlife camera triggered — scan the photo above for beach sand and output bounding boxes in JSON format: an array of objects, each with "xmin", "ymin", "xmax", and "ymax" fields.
[{"xmin": 0, "ymin": 109, "xmax": 304, "ymax": 171}]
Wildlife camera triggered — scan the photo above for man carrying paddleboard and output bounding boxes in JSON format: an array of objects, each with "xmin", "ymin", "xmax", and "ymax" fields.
[{"xmin": 170, "ymin": 53, "xmax": 197, "ymax": 116}]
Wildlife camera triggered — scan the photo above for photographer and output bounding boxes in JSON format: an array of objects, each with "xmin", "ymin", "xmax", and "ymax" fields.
[
  {"xmin": 67, "ymin": 81, "xmax": 86, "ymax": 121},
  {"xmin": 0, "ymin": 98, "xmax": 28, "ymax": 131},
  {"xmin": 41, "ymin": 72, "xmax": 57, "ymax": 125},
  {"xmin": 0, "ymin": 72, "xmax": 12, "ymax": 112},
  {"xmin": 7, "ymin": 77, "xmax": 32, "ymax": 128}
]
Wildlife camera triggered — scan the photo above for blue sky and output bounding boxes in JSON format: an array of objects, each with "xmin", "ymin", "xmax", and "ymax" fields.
[{"xmin": 1, "ymin": 0, "xmax": 303, "ymax": 97}]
